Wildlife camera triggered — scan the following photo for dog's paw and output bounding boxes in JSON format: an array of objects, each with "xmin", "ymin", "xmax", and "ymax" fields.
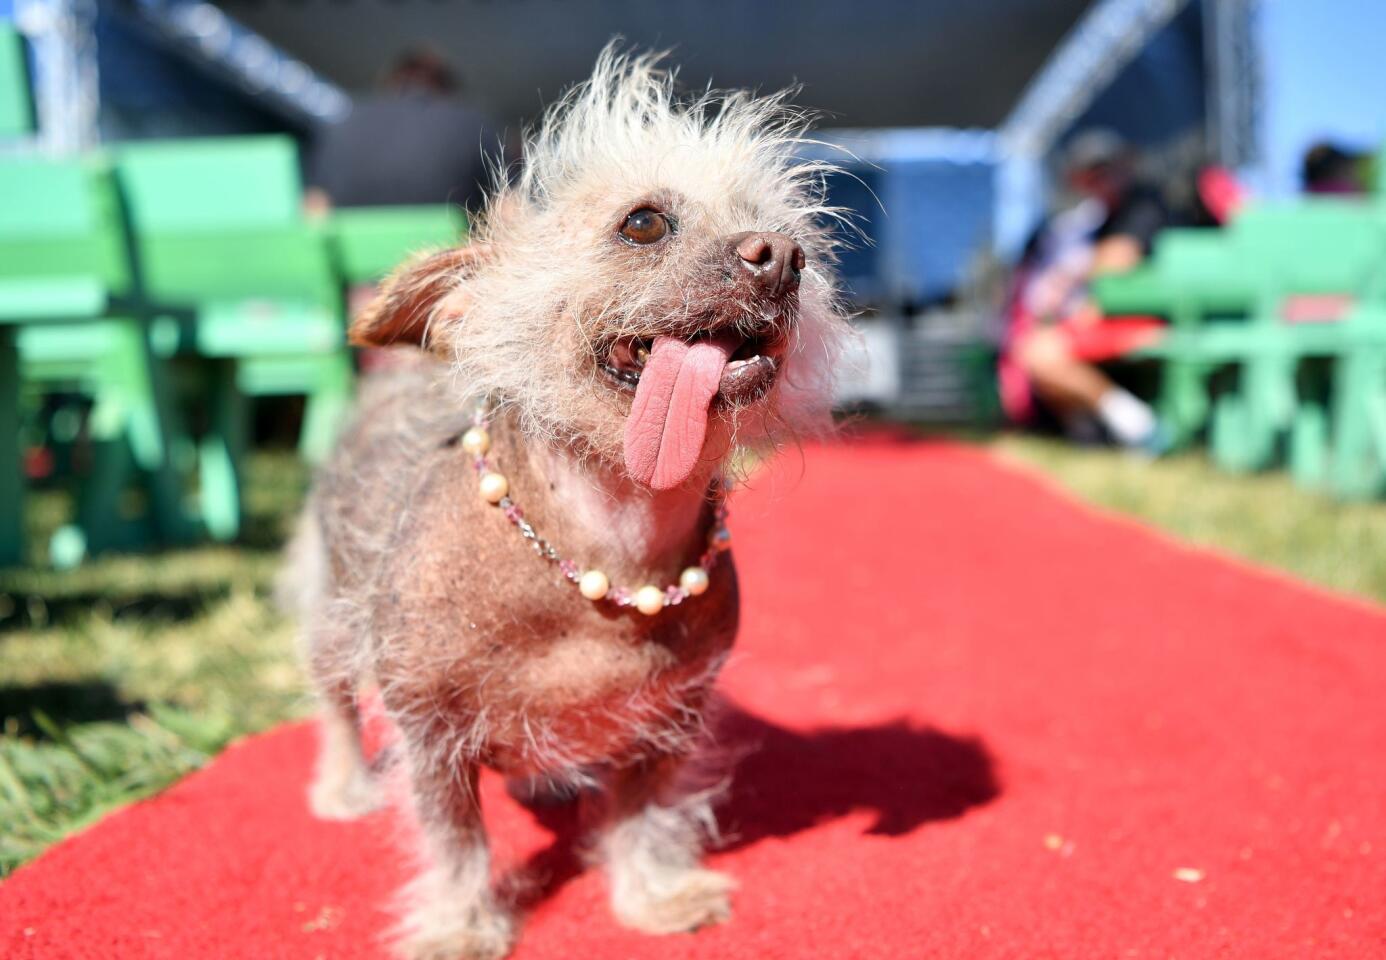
[
  {"xmin": 395, "ymin": 907, "xmax": 516, "ymax": 960},
  {"xmin": 308, "ymin": 768, "xmax": 383, "ymax": 821},
  {"xmin": 612, "ymin": 867, "xmax": 734, "ymax": 935}
]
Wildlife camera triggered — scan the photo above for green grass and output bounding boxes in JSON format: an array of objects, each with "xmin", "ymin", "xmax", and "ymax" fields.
[
  {"xmin": 0, "ymin": 453, "xmax": 311, "ymax": 876},
  {"xmin": 2, "ymin": 436, "xmax": 1382, "ymax": 878},
  {"xmin": 993, "ymin": 434, "xmax": 1386, "ymax": 605}
]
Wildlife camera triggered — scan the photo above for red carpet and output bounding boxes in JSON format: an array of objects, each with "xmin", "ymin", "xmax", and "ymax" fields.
[{"xmin": 4, "ymin": 439, "xmax": 1385, "ymax": 958}]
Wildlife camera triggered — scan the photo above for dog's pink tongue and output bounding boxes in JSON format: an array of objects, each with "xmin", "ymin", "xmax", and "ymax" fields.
[{"xmin": 624, "ymin": 333, "xmax": 738, "ymax": 490}]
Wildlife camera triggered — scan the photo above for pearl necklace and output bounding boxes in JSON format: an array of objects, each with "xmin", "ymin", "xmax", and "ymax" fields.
[{"xmin": 461, "ymin": 408, "xmax": 731, "ymax": 616}]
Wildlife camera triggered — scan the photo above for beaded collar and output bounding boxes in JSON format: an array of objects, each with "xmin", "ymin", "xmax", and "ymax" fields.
[{"xmin": 460, "ymin": 407, "xmax": 731, "ymax": 616}]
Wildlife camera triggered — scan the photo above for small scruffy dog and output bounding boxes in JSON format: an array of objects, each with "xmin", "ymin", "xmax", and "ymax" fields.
[{"xmin": 282, "ymin": 48, "xmax": 850, "ymax": 960}]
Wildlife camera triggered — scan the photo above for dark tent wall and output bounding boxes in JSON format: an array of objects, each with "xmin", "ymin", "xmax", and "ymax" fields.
[
  {"xmin": 67, "ymin": 0, "xmax": 1220, "ymax": 303},
  {"xmin": 192, "ymin": 0, "xmax": 1107, "ymax": 303},
  {"xmin": 213, "ymin": 0, "xmax": 1094, "ymax": 132}
]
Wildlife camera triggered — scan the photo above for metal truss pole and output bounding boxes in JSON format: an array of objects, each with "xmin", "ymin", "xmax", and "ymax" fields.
[{"xmin": 14, "ymin": 0, "xmax": 99, "ymax": 154}]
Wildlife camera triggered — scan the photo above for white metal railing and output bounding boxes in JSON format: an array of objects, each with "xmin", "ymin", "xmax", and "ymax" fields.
[{"xmin": 1000, "ymin": 0, "xmax": 1192, "ymax": 159}]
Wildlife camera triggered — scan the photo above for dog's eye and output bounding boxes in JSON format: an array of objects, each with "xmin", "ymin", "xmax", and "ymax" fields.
[{"xmin": 619, "ymin": 208, "xmax": 671, "ymax": 245}]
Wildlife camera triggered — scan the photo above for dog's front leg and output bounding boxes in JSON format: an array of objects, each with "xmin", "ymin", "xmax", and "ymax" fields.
[
  {"xmin": 395, "ymin": 750, "xmax": 515, "ymax": 960},
  {"xmin": 596, "ymin": 754, "xmax": 734, "ymax": 935}
]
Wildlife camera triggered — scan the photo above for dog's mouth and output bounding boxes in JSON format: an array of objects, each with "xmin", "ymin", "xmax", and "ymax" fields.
[
  {"xmin": 609, "ymin": 327, "xmax": 787, "ymax": 491},
  {"xmin": 600, "ymin": 331, "xmax": 782, "ymax": 408}
]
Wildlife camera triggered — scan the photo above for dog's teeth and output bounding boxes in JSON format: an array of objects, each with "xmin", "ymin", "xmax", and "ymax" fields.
[{"xmin": 602, "ymin": 362, "xmax": 641, "ymax": 386}]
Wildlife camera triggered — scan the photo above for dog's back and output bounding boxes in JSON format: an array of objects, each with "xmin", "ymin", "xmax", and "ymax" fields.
[{"xmin": 278, "ymin": 354, "xmax": 471, "ymax": 670}]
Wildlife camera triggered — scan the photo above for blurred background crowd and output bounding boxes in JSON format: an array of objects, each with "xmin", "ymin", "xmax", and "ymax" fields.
[{"xmin": 2, "ymin": 0, "xmax": 1384, "ymax": 874}]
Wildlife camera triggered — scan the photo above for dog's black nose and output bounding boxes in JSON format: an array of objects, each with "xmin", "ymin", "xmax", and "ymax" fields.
[{"xmin": 730, "ymin": 231, "xmax": 804, "ymax": 297}]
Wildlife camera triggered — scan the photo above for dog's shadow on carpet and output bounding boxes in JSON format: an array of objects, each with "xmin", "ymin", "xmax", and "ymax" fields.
[
  {"xmin": 716, "ymin": 706, "xmax": 1000, "ymax": 840},
  {"xmin": 505, "ymin": 702, "xmax": 998, "ymax": 910}
]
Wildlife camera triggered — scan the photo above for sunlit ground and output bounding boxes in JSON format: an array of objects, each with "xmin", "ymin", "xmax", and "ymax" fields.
[
  {"xmin": 2, "ymin": 437, "xmax": 1383, "ymax": 875},
  {"xmin": 0, "ymin": 454, "xmax": 311, "ymax": 874}
]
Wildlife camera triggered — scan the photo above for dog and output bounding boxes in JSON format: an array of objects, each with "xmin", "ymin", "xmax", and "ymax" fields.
[{"xmin": 281, "ymin": 48, "xmax": 851, "ymax": 960}]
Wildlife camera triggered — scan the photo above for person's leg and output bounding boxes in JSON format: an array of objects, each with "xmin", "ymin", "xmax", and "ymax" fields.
[
  {"xmin": 1014, "ymin": 326, "xmax": 1110, "ymax": 412},
  {"xmin": 1014, "ymin": 326, "xmax": 1157, "ymax": 448}
]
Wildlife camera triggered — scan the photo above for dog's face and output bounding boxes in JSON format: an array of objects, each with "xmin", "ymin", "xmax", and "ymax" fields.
[
  {"xmin": 353, "ymin": 50, "xmax": 850, "ymax": 490},
  {"xmin": 591, "ymin": 203, "xmax": 802, "ymax": 409}
]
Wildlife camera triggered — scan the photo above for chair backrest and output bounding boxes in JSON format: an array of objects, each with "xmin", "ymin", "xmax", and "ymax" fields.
[
  {"xmin": 1233, "ymin": 202, "xmax": 1386, "ymax": 295},
  {"xmin": 0, "ymin": 155, "xmax": 131, "ymax": 293},
  {"xmin": 0, "ymin": 22, "xmax": 34, "ymax": 138},
  {"xmin": 329, "ymin": 205, "xmax": 466, "ymax": 284},
  {"xmin": 116, "ymin": 135, "xmax": 302, "ymax": 231},
  {"xmin": 1153, "ymin": 229, "xmax": 1242, "ymax": 283},
  {"xmin": 115, "ymin": 135, "xmax": 334, "ymax": 303}
]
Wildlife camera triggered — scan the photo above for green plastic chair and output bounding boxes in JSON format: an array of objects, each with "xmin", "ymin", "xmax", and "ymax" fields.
[
  {"xmin": 115, "ymin": 135, "xmax": 353, "ymax": 540},
  {"xmin": 1093, "ymin": 227, "xmax": 1259, "ymax": 447},
  {"xmin": 0, "ymin": 23, "xmax": 33, "ymax": 139},
  {"xmin": 328, "ymin": 205, "xmax": 466, "ymax": 284},
  {"xmin": 1318, "ymin": 206, "xmax": 1386, "ymax": 497},
  {"xmin": 1204, "ymin": 203, "xmax": 1386, "ymax": 477},
  {"xmin": 0, "ymin": 155, "xmax": 193, "ymax": 566},
  {"xmin": 1234, "ymin": 202, "xmax": 1386, "ymax": 297},
  {"xmin": 1095, "ymin": 204, "xmax": 1386, "ymax": 492},
  {"xmin": 1324, "ymin": 301, "xmax": 1386, "ymax": 499}
]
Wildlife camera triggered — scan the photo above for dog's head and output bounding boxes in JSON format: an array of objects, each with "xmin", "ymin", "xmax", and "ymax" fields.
[{"xmin": 353, "ymin": 47, "xmax": 852, "ymax": 490}]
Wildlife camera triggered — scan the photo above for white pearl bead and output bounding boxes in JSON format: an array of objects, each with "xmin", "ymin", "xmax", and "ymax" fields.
[
  {"xmin": 634, "ymin": 585, "xmax": 665, "ymax": 616},
  {"xmin": 461, "ymin": 426, "xmax": 490, "ymax": 456},
  {"xmin": 578, "ymin": 569, "xmax": 610, "ymax": 601},
  {"xmin": 679, "ymin": 566, "xmax": 710, "ymax": 596},
  {"xmin": 479, "ymin": 472, "xmax": 509, "ymax": 504}
]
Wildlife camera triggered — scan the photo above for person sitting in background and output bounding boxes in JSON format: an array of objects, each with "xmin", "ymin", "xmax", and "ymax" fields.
[
  {"xmin": 306, "ymin": 48, "xmax": 502, "ymax": 371},
  {"xmin": 304, "ymin": 47, "xmax": 500, "ymax": 214},
  {"xmin": 1301, "ymin": 141, "xmax": 1369, "ymax": 195},
  {"xmin": 999, "ymin": 130, "xmax": 1169, "ymax": 451}
]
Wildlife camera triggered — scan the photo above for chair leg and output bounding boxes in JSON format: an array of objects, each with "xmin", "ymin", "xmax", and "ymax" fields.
[
  {"xmin": 1330, "ymin": 349, "xmax": 1383, "ymax": 500},
  {"xmin": 1240, "ymin": 353, "xmax": 1294, "ymax": 471},
  {"xmin": 1365, "ymin": 358, "xmax": 1386, "ymax": 498},
  {"xmin": 1211, "ymin": 393, "xmax": 1252, "ymax": 473},
  {"xmin": 200, "ymin": 358, "xmax": 247, "ymax": 542},
  {"xmin": 56, "ymin": 320, "xmax": 202, "ymax": 564},
  {"xmin": 298, "ymin": 353, "xmax": 353, "ymax": 464},
  {"xmin": 1289, "ymin": 403, "xmax": 1329, "ymax": 490},
  {"xmin": 0, "ymin": 327, "xmax": 24, "ymax": 566},
  {"xmin": 143, "ymin": 329, "xmax": 200, "ymax": 547},
  {"xmin": 60, "ymin": 417, "xmax": 144, "ymax": 566},
  {"xmin": 1160, "ymin": 357, "xmax": 1210, "ymax": 448},
  {"xmin": 108, "ymin": 320, "xmax": 199, "ymax": 547}
]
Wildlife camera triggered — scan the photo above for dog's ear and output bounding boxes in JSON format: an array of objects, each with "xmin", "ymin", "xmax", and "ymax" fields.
[{"xmin": 349, "ymin": 243, "xmax": 488, "ymax": 352}]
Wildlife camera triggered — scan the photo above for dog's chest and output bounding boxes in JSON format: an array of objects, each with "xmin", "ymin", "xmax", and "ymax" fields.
[
  {"xmin": 369, "ymin": 440, "xmax": 739, "ymax": 771},
  {"xmin": 375, "ymin": 511, "xmax": 738, "ymax": 772},
  {"xmin": 488, "ymin": 628, "xmax": 729, "ymax": 772},
  {"xmin": 384, "ymin": 605, "xmax": 736, "ymax": 774}
]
